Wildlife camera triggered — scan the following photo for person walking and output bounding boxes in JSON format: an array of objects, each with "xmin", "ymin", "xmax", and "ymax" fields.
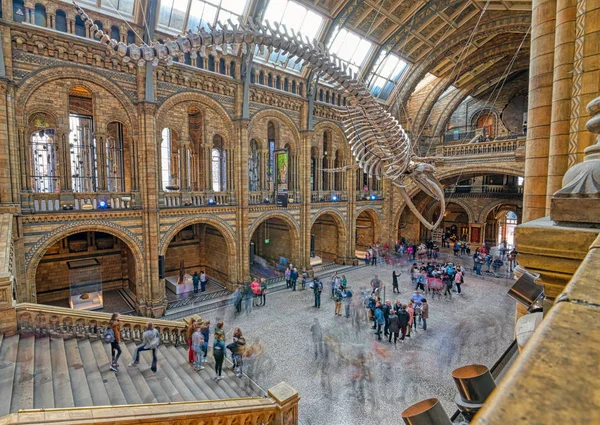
[
  {"xmin": 421, "ymin": 299, "xmax": 429, "ymax": 330},
  {"xmin": 108, "ymin": 313, "xmax": 122, "ymax": 372},
  {"xmin": 200, "ymin": 271, "xmax": 208, "ymax": 293},
  {"xmin": 406, "ymin": 302, "xmax": 415, "ymax": 337},
  {"xmin": 370, "ymin": 274, "xmax": 382, "ymax": 296},
  {"xmin": 387, "ymin": 310, "xmax": 400, "ymax": 345},
  {"xmin": 398, "ymin": 305, "xmax": 410, "ymax": 340},
  {"xmin": 251, "ymin": 279, "xmax": 261, "ymax": 307},
  {"xmin": 191, "ymin": 323, "xmax": 205, "ymax": 370},
  {"xmin": 285, "ymin": 266, "xmax": 291, "ymax": 289},
  {"xmin": 416, "ymin": 270, "xmax": 426, "ymax": 291},
  {"xmin": 312, "ymin": 278, "xmax": 323, "ymax": 308},
  {"xmin": 443, "ymin": 273, "xmax": 453, "ymax": 300},
  {"xmin": 192, "ymin": 271, "xmax": 200, "ymax": 294},
  {"xmin": 330, "ymin": 272, "xmax": 340, "ymax": 297},
  {"xmin": 392, "ymin": 270, "xmax": 400, "ymax": 293},
  {"xmin": 129, "ymin": 322, "xmax": 160, "ymax": 372},
  {"xmin": 260, "ymin": 278, "xmax": 267, "ymax": 306},
  {"xmin": 200, "ymin": 321, "xmax": 210, "ymax": 364},
  {"xmin": 342, "ymin": 287, "xmax": 352, "ymax": 318},
  {"xmin": 186, "ymin": 318, "xmax": 198, "ymax": 363},
  {"xmin": 492, "ymin": 256, "xmax": 504, "ymax": 277}
]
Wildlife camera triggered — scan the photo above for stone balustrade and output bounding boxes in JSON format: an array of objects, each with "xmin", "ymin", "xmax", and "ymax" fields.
[
  {"xmin": 436, "ymin": 138, "xmax": 525, "ymax": 158},
  {"xmin": 310, "ymin": 191, "xmax": 347, "ymax": 202},
  {"xmin": 15, "ymin": 303, "xmax": 187, "ymax": 345},
  {"xmin": 163, "ymin": 191, "xmax": 235, "ymax": 207},
  {"xmin": 27, "ymin": 192, "xmax": 136, "ymax": 212},
  {"xmin": 0, "ymin": 381, "xmax": 299, "ymax": 425}
]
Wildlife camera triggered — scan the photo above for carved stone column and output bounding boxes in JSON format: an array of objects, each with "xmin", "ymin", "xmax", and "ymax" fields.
[
  {"xmin": 235, "ymin": 119, "xmax": 250, "ymax": 283},
  {"xmin": 95, "ymin": 131, "xmax": 107, "ymax": 191},
  {"xmin": 522, "ymin": 0, "xmax": 557, "ymax": 222}
]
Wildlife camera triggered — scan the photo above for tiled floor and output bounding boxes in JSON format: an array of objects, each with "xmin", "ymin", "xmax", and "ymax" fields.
[{"xmin": 199, "ymin": 262, "xmax": 516, "ymax": 425}]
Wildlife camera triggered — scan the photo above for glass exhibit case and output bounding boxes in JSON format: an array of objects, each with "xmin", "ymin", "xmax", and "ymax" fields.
[{"xmin": 67, "ymin": 258, "xmax": 103, "ymax": 311}]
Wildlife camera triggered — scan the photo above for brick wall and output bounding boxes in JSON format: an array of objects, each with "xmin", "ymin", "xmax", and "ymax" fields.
[
  {"xmin": 311, "ymin": 215, "xmax": 339, "ymax": 261},
  {"xmin": 251, "ymin": 219, "xmax": 292, "ymax": 264}
]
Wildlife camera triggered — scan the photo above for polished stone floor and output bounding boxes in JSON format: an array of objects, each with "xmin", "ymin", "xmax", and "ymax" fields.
[{"xmin": 200, "ymin": 263, "xmax": 516, "ymax": 425}]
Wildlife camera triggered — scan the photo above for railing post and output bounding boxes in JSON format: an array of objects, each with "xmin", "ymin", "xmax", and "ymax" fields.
[{"xmin": 269, "ymin": 382, "xmax": 300, "ymax": 425}]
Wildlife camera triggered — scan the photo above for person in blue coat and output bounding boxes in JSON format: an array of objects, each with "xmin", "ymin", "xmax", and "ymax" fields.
[{"xmin": 374, "ymin": 302, "xmax": 385, "ymax": 341}]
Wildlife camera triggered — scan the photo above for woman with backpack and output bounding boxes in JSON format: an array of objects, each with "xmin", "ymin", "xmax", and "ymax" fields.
[
  {"xmin": 108, "ymin": 313, "xmax": 121, "ymax": 372},
  {"xmin": 129, "ymin": 321, "xmax": 160, "ymax": 372}
]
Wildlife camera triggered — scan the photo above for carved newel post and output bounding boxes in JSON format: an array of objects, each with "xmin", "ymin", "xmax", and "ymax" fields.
[{"xmin": 551, "ymin": 97, "xmax": 600, "ymax": 225}]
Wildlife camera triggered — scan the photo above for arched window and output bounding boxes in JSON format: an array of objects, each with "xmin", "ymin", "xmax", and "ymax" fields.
[
  {"xmin": 219, "ymin": 58, "xmax": 226, "ymax": 75},
  {"xmin": 474, "ymin": 111, "xmax": 496, "ymax": 138},
  {"xmin": 75, "ymin": 15, "xmax": 86, "ymax": 37},
  {"xmin": 291, "ymin": 80, "xmax": 296, "ymax": 94},
  {"xmin": 34, "ymin": 4, "xmax": 46, "ymax": 27},
  {"xmin": 161, "ymin": 128, "xmax": 171, "ymax": 191},
  {"xmin": 276, "ymin": 76, "xmax": 281, "ymax": 90},
  {"xmin": 325, "ymin": 91, "xmax": 330, "ymax": 104},
  {"xmin": 259, "ymin": 71, "xmax": 265, "ymax": 85},
  {"xmin": 267, "ymin": 121, "xmax": 276, "ymax": 190},
  {"xmin": 94, "ymin": 20, "xmax": 103, "ymax": 31},
  {"xmin": 110, "ymin": 26, "xmax": 120, "ymax": 41},
  {"xmin": 208, "ymin": 55, "xmax": 215, "ymax": 72},
  {"xmin": 13, "ymin": 0, "xmax": 25, "ymax": 23},
  {"xmin": 127, "ymin": 30, "xmax": 136, "ymax": 44},
  {"xmin": 334, "ymin": 150, "xmax": 341, "ymax": 190},
  {"xmin": 310, "ymin": 146, "xmax": 318, "ymax": 191},
  {"xmin": 322, "ymin": 131, "xmax": 331, "ymax": 190},
  {"xmin": 230, "ymin": 61, "xmax": 236, "ymax": 78},
  {"xmin": 267, "ymin": 74, "xmax": 273, "ymax": 88},
  {"xmin": 212, "ymin": 135, "xmax": 226, "ymax": 192},
  {"xmin": 184, "ymin": 52, "xmax": 192, "ymax": 65},
  {"xmin": 249, "ymin": 139, "xmax": 259, "ymax": 191},
  {"xmin": 319, "ymin": 89, "xmax": 323, "ymax": 102},
  {"xmin": 197, "ymin": 56, "xmax": 204, "ymax": 69},
  {"xmin": 106, "ymin": 122, "xmax": 125, "ymax": 192},
  {"xmin": 69, "ymin": 86, "xmax": 97, "ymax": 192},
  {"xmin": 30, "ymin": 128, "xmax": 60, "ymax": 193},
  {"xmin": 55, "ymin": 10, "xmax": 67, "ymax": 32},
  {"xmin": 250, "ymin": 72, "xmax": 256, "ymax": 84},
  {"xmin": 284, "ymin": 78, "xmax": 289, "ymax": 92}
]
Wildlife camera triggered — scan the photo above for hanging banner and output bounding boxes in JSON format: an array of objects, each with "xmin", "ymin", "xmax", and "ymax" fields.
[{"xmin": 275, "ymin": 149, "xmax": 289, "ymax": 207}]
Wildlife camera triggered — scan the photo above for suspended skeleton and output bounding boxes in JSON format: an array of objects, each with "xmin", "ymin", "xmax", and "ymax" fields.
[{"xmin": 72, "ymin": 2, "xmax": 445, "ymax": 230}]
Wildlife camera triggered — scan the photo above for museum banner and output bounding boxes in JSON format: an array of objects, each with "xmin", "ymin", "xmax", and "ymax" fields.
[{"xmin": 275, "ymin": 149, "xmax": 289, "ymax": 207}]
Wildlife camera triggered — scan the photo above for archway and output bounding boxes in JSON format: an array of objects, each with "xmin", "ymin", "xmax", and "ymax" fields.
[
  {"xmin": 355, "ymin": 209, "xmax": 380, "ymax": 257},
  {"xmin": 485, "ymin": 207, "xmax": 521, "ymax": 248},
  {"xmin": 33, "ymin": 231, "xmax": 138, "ymax": 312},
  {"xmin": 250, "ymin": 216, "xmax": 300, "ymax": 278},
  {"xmin": 431, "ymin": 202, "xmax": 471, "ymax": 243},
  {"xmin": 162, "ymin": 222, "xmax": 233, "ymax": 298},
  {"xmin": 310, "ymin": 212, "xmax": 347, "ymax": 265}
]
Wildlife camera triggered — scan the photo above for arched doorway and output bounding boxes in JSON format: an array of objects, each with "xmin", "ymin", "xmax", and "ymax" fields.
[
  {"xmin": 439, "ymin": 203, "xmax": 470, "ymax": 242},
  {"xmin": 355, "ymin": 210, "xmax": 379, "ymax": 257},
  {"xmin": 34, "ymin": 231, "xmax": 138, "ymax": 312},
  {"xmin": 163, "ymin": 223, "xmax": 232, "ymax": 298},
  {"xmin": 250, "ymin": 216, "xmax": 299, "ymax": 278},
  {"xmin": 310, "ymin": 212, "xmax": 346, "ymax": 265},
  {"xmin": 485, "ymin": 208, "xmax": 521, "ymax": 248}
]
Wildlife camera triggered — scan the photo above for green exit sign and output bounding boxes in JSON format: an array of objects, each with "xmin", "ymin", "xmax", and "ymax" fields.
[{"xmin": 265, "ymin": 239, "xmax": 270, "ymax": 244}]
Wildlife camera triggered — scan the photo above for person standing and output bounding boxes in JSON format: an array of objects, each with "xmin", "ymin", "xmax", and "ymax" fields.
[
  {"xmin": 200, "ymin": 321, "xmax": 210, "ymax": 364},
  {"xmin": 312, "ymin": 278, "xmax": 323, "ymax": 308},
  {"xmin": 416, "ymin": 270, "xmax": 426, "ymax": 291},
  {"xmin": 129, "ymin": 322, "xmax": 160, "ymax": 372},
  {"xmin": 387, "ymin": 310, "xmax": 400, "ymax": 345},
  {"xmin": 374, "ymin": 302, "xmax": 385, "ymax": 341},
  {"xmin": 290, "ymin": 267, "xmax": 298, "ymax": 291},
  {"xmin": 454, "ymin": 269, "xmax": 463, "ymax": 295},
  {"xmin": 285, "ymin": 266, "xmax": 291, "ymax": 289},
  {"xmin": 383, "ymin": 300, "xmax": 392, "ymax": 337},
  {"xmin": 421, "ymin": 299, "xmax": 429, "ymax": 330},
  {"xmin": 212, "ymin": 338, "xmax": 225, "ymax": 381},
  {"xmin": 333, "ymin": 287, "xmax": 342, "ymax": 316},
  {"xmin": 232, "ymin": 328, "xmax": 246, "ymax": 377},
  {"xmin": 392, "ymin": 270, "xmax": 399, "ymax": 293},
  {"xmin": 251, "ymin": 279, "xmax": 261, "ymax": 307},
  {"xmin": 192, "ymin": 271, "xmax": 200, "ymax": 294},
  {"xmin": 200, "ymin": 271, "xmax": 208, "ymax": 292},
  {"xmin": 330, "ymin": 272, "xmax": 339, "ymax": 297},
  {"xmin": 260, "ymin": 278, "xmax": 267, "ymax": 306},
  {"xmin": 191, "ymin": 323, "xmax": 205, "ymax": 370},
  {"xmin": 109, "ymin": 313, "xmax": 122, "ymax": 372},
  {"xmin": 398, "ymin": 305, "xmax": 410, "ymax": 340},
  {"xmin": 340, "ymin": 274, "xmax": 347, "ymax": 289},
  {"xmin": 370, "ymin": 274, "xmax": 382, "ymax": 296},
  {"xmin": 310, "ymin": 318, "xmax": 323, "ymax": 358},
  {"xmin": 406, "ymin": 302, "xmax": 415, "ymax": 337},
  {"xmin": 342, "ymin": 288, "xmax": 352, "ymax": 318},
  {"xmin": 186, "ymin": 318, "xmax": 198, "ymax": 363}
]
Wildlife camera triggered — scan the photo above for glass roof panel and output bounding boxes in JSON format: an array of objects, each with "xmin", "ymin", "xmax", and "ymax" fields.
[{"xmin": 328, "ymin": 28, "xmax": 373, "ymax": 70}]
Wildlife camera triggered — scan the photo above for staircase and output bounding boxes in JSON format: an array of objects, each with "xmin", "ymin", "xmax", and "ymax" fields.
[{"xmin": 0, "ymin": 333, "xmax": 263, "ymax": 416}]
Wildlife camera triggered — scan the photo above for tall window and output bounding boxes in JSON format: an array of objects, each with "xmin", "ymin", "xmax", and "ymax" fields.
[
  {"xmin": 212, "ymin": 135, "xmax": 226, "ymax": 192},
  {"xmin": 368, "ymin": 52, "xmax": 407, "ymax": 101},
  {"xmin": 187, "ymin": 0, "xmax": 248, "ymax": 32},
  {"xmin": 328, "ymin": 28, "xmax": 373, "ymax": 76},
  {"xmin": 106, "ymin": 122, "xmax": 125, "ymax": 192},
  {"xmin": 161, "ymin": 128, "xmax": 171, "ymax": 190},
  {"xmin": 267, "ymin": 122, "xmax": 276, "ymax": 191},
  {"xmin": 104, "ymin": 0, "xmax": 134, "ymax": 15},
  {"xmin": 261, "ymin": 0, "xmax": 324, "ymax": 71},
  {"xmin": 30, "ymin": 129, "xmax": 59, "ymax": 193},
  {"xmin": 69, "ymin": 114, "xmax": 97, "ymax": 192},
  {"xmin": 249, "ymin": 139, "xmax": 259, "ymax": 191},
  {"xmin": 34, "ymin": 4, "xmax": 47, "ymax": 27}
]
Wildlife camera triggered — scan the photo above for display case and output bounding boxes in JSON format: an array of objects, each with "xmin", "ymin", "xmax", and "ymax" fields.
[{"xmin": 68, "ymin": 258, "xmax": 103, "ymax": 311}]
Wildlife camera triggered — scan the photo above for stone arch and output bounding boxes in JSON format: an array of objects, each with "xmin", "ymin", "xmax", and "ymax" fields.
[
  {"xmin": 310, "ymin": 208, "xmax": 348, "ymax": 262},
  {"xmin": 430, "ymin": 199, "xmax": 476, "ymax": 224},
  {"xmin": 478, "ymin": 199, "xmax": 523, "ymax": 224},
  {"xmin": 249, "ymin": 211, "xmax": 301, "ymax": 265},
  {"xmin": 25, "ymin": 221, "xmax": 145, "ymax": 304},
  {"xmin": 155, "ymin": 91, "xmax": 234, "ymax": 141},
  {"xmin": 355, "ymin": 207, "xmax": 382, "ymax": 248},
  {"xmin": 159, "ymin": 215, "xmax": 238, "ymax": 283},
  {"xmin": 249, "ymin": 109, "xmax": 300, "ymax": 147},
  {"xmin": 310, "ymin": 208, "xmax": 347, "ymax": 229},
  {"xmin": 16, "ymin": 66, "xmax": 138, "ymax": 131}
]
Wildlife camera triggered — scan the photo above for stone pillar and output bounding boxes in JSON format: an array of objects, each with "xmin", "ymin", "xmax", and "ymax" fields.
[
  {"xmin": 546, "ymin": 0, "xmax": 577, "ymax": 209},
  {"xmin": 299, "ymin": 130, "xmax": 313, "ymax": 271},
  {"xmin": 95, "ymin": 131, "xmax": 107, "ymax": 191},
  {"xmin": 346, "ymin": 168, "xmax": 357, "ymax": 262},
  {"xmin": 235, "ymin": 119, "xmax": 250, "ymax": 283},
  {"xmin": 0, "ymin": 80, "xmax": 15, "ymax": 204},
  {"xmin": 523, "ymin": 0, "xmax": 557, "ymax": 222}
]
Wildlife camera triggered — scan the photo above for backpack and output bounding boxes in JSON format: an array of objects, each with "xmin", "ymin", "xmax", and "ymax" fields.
[{"xmin": 104, "ymin": 328, "xmax": 115, "ymax": 344}]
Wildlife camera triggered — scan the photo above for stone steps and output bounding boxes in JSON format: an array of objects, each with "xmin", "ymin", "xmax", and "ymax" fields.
[{"xmin": 0, "ymin": 333, "xmax": 262, "ymax": 415}]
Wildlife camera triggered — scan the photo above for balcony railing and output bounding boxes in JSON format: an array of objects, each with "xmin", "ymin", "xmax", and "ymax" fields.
[
  {"xmin": 311, "ymin": 191, "xmax": 348, "ymax": 203},
  {"xmin": 356, "ymin": 190, "xmax": 384, "ymax": 201},
  {"xmin": 444, "ymin": 184, "xmax": 524, "ymax": 197},
  {"xmin": 28, "ymin": 192, "xmax": 136, "ymax": 212},
  {"xmin": 248, "ymin": 191, "xmax": 300, "ymax": 205},
  {"xmin": 436, "ymin": 138, "xmax": 525, "ymax": 158},
  {"xmin": 162, "ymin": 191, "xmax": 235, "ymax": 207}
]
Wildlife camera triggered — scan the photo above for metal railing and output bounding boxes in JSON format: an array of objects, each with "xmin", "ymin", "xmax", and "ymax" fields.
[
  {"xmin": 163, "ymin": 191, "xmax": 235, "ymax": 207},
  {"xmin": 28, "ymin": 192, "xmax": 136, "ymax": 212},
  {"xmin": 436, "ymin": 138, "xmax": 525, "ymax": 158}
]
